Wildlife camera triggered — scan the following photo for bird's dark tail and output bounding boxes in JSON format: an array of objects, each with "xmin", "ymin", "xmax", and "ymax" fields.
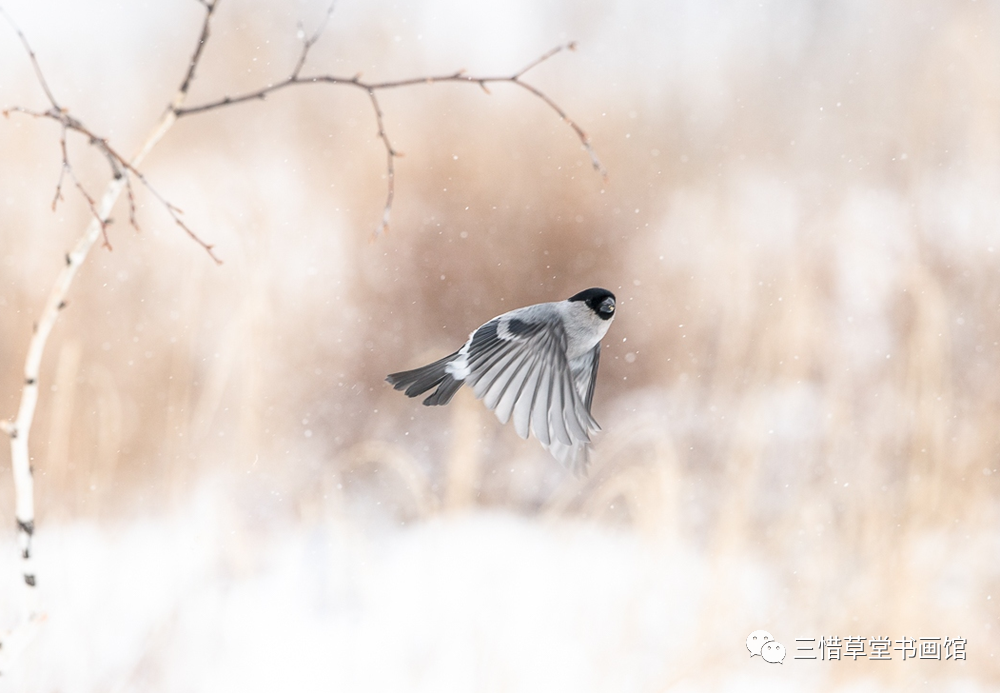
[{"xmin": 386, "ymin": 351, "xmax": 464, "ymax": 406}]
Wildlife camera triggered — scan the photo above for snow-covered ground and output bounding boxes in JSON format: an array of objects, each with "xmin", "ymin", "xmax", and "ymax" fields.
[{"xmin": 0, "ymin": 480, "xmax": 989, "ymax": 692}]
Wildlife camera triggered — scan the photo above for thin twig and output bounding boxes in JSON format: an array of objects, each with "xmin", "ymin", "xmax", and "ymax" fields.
[
  {"xmin": 175, "ymin": 40, "xmax": 605, "ymax": 234},
  {"xmin": 367, "ymin": 89, "xmax": 398, "ymax": 237},
  {"xmin": 175, "ymin": 47, "xmax": 588, "ymax": 116},
  {"xmin": 513, "ymin": 41, "xmax": 576, "ymax": 79},
  {"xmin": 50, "ymin": 118, "xmax": 113, "ymax": 248},
  {"xmin": 66, "ymin": 164, "xmax": 113, "ymax": 250},
  {"xmin": 176, "ymin": 0, "xmax": 219, "ymax": 102},
  {"xmin": 5, "ymin": 0, "xmax": 224, "ymax": 261},
  {"xmin": 507, "ymin": 79, "xmax": 606, "ymax": 178},
  {"xmin": 292, "ymin": 1, "xmax": 336, "ymax": 79},
  {"xmin": 50, "ymin": 124, "xmax": 68, "ymax": 210},
  {"xmin": 141, "ymin": 180, "xmax": 221, "ymax": 261},
  {"xmin": 5, "ymin": 104, "xmax": 222, "ymax": 262},
  {"xmin": 124, "ymin": 173, "xmax": 141, "ymax": 231},
  {"xmin": 0, "ymin": 6, "xmax": 60, "ymax": 109}
]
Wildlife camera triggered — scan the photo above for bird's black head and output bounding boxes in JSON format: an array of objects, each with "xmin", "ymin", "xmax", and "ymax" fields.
[{"xmin": 568, "ymin": 287, "xmax": 616, "ymax": 320}]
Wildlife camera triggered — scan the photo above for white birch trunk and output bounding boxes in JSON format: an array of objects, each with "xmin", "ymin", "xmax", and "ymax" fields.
[{"xmin": 0, "ymin": 105, "xmax": 178, "ymax": 670}]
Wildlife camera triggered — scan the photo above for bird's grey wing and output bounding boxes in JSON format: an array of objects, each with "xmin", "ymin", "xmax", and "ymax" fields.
[
  {"xmin": 579, "ymin": 342, "xmax": 601, "ymax": 415},
  {"xmin": 463, "ymin": 311, "xmax": 595, "ymax": 452}
]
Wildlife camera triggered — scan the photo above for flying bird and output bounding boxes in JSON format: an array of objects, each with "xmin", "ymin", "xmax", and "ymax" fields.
[{"xmin": 386, "ymin": 288, "xmax": 616, "ymax": 473}]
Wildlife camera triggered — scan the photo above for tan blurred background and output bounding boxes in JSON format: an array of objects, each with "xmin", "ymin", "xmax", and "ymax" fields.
[{"xmin": 0, "ymin": 0, "xmax": 998, "ymax": 690}]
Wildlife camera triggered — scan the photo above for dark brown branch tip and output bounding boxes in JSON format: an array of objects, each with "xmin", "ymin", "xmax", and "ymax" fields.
[{"xmin": 177, "ymin": 0, "xmax": 218, "ymax": 95}]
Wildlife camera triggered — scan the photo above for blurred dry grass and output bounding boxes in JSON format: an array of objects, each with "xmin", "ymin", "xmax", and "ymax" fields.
[{"xmin": 1, "ymin": 0, "xmax": 1000, "ymax": 688}]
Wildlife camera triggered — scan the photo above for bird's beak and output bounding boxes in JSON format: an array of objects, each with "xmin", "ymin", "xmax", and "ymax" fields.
[{"xmin": 601, "ymin": 298, "xmax": 615, "ymax": 314}]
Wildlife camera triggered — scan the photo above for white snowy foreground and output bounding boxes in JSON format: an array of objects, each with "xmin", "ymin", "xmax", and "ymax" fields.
[{"xmin": 0, "ymin": 484, "xmax": 987, "ymax": 692}]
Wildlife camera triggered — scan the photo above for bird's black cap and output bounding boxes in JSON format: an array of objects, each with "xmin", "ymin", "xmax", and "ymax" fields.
[{"xmin": 568, "ymin": 287, "xmax": 616, "ymax": 319}]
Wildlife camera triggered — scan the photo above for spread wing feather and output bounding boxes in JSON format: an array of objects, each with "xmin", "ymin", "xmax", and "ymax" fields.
[
  {"xmin": 462, "ymin": 314, "xmax": 600, "ymax": 462},
  {"xmin": 510, "ymin": 356, "xmax": 542, "ymax": 439},
  {"xmin": 583, "ymin": 343, "xmax": 601, "ymax": 413}
]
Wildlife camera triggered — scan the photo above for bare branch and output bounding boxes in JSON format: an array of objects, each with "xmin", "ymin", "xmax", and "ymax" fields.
[
  {"xmin": 507, "ymin": 79, "xmax": 607, "ymax": 178},
  {"xmin": 175, "ymin": 40, "xmax": 605, "ymax": 233},
  {"xmin": 3, "ymin": 0, "xmax": 224, "ymax": 262},
  {"xmin": 136, "ymin": 176, "xmax": 222, "ymax": 263},
  {"xmin": 292, "ymin": 1, "xmax": 336, "ymax": 79},
  {"xmin": 5, "ymin": 103, "xmax": 221, "ymax": 262},
  {"xmin": 175, "ymin": 0, "xmax": 220, "ymax": 103},
  {"xmin": 175, "ymin": 43, "xmax": 585, "ymax": 116},
  {"xmin": 65, "ymin": 162, "xmax": 113, "ymax": 250},
  {"xmin": 0, "ymin": 7, "xmax": 60, "ymax": 109},
  {"xmin": 513, "ymin": 41, "xmax": 576, "ymax": 79},
  {"xmin": 123, "ymin": 174, "xmax": 141, "ymax": 231},
  {"xmin": 48, "ymin": 119, "xmax": 113, "ymax": 248},
  {"xmin": 367, "ymin": 89, "xmax": 398, "ymax": 237},
  {"xmin": 51, "ymin": 124, "xmax": 69, "ymax": 210}
]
